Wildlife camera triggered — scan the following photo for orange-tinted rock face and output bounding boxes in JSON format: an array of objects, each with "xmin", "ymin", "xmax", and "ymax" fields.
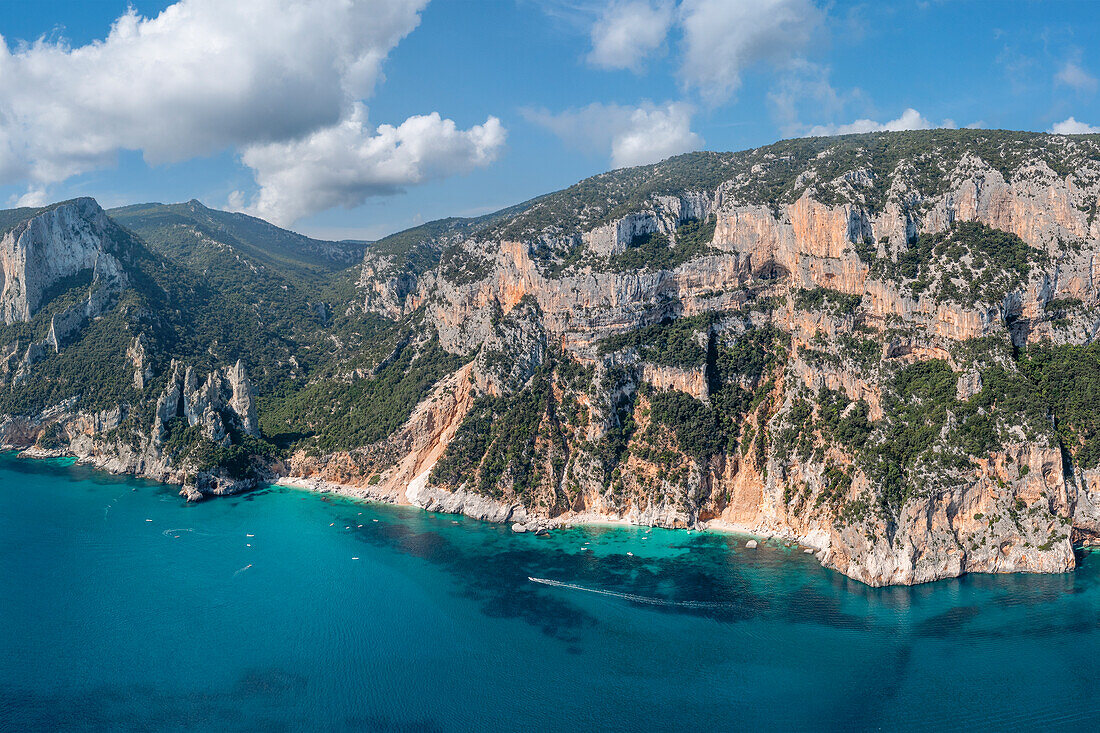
[
  {"xmin": 322, "ymin": 136, "xmax": 1100, "ymax": 585},
  {"xmin": 344, "ymin": 147, "xmax": 1100, "ymax": 585}
]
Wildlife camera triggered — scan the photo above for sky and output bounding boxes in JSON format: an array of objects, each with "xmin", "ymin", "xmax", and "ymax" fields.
[{"xmin": 0, "ymin": 0, "xmax": 1098, "ymax": 242}]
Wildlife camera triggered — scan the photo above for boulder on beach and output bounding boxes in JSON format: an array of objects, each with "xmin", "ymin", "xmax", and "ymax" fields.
[{"xmin": 511, "ymin": 523, "xmax": 527, "ymax": 533}]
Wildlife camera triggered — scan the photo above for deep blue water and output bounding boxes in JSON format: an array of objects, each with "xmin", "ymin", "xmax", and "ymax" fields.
[{"xmin": 2, "ymin": 451, "xmax": 1099, "ymax": 731}]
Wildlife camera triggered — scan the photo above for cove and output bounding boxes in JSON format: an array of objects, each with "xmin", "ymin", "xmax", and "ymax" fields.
[{"xmin": 2, "ymin": 451, "xmax": 1099, "ymax": 731}]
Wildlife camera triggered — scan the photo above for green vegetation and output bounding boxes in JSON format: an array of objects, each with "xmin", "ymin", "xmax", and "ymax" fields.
[
  {"xmin": 262, "ymin": 339, "xmax": 462, "ymax": 454},
  {"xmin": 1020, "ymin": 342, "xmax": 1100, "ymax": 468},
  {"xmin": 816, "ymin": 464, "xmax": 853, "ymax": 507},
  {"xmin": 479, "ymin": 129, "xmax": 1100, "ymax": 243},
  {"xmin": 816, "ymin": 388, "xmax": 873, "ymax": 451},
  {"xmin": 794, "ymin": 287, "xmax": 863, "ymax": 313},
  {"xmin": 643, "ymin": 324, "xmax": 789, "ymax": 463},
  {"xmin": 431, "ymin": 365, "xmax": 563, "ymax": 499},
  {"xmin": 0, "ymin": 205, "xmax": 45, "ymax": 236},
  {"xmin": 161, "ymin": 418, "xmax": 279, "ymax": 480},
  {"xmin": 9, "ymin": 128, "xmax": 1100, "ymax": 527},
  {"xmin": 603, "ymin": 216, "xmax": 718, "ymax": 272},
  {"xmin": 675, "ymin": 216, "xmax": 717, "ymax": 251},
  {"xmin": 3, "ymin": 200, "xmax": 457, "ymax": 471},
  {"xmin": 35, "ymin": 422, "xmax": 67, "ymax": 450},
  {"xmin": 647, "ymin": 389, "xmax": 721, "ymax": 459},
  {"xmin": 598, "ymin": 314, "xmax": 715, "ymax": 367},
  {"xmin": 0, "ymin": 299, "xmax": 141, "ymax": 415},
  {"xmin": 110, "ymin": 200, "xmax": 364, "ymax": 275},
  {"xmin": 837, "ymin": 334, "xmax": 880, "ymax": 367},
  {"xmin": 881, "ymin": 221, "xmax": 1044, "ymax": 304},
  {"xmin": 439, "ymin": 243, "xmax": 492, "ymax": 284}
]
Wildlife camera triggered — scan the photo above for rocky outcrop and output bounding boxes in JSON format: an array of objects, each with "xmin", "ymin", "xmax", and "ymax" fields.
[
  {"xmin": 2, "ymin": 352, "xmax": 264, "ymax": 507},
  {"xmin": 127, "ymin": 336, "xmax": 154, "ymax": 390},
  {"xmin": 153, "ymin": 360, "xmax": 260, "ymax": 444},
  {"xmin": 1, "ymin": 198, "xmax": 128, "ymax": 325}
]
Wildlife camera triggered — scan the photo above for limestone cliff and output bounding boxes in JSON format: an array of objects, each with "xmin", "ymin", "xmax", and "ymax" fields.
[
  {"xmin": 1, "ymin": 198, "xmax": 128, "ymax": 325},
  {"xmin": 341, "ymin": 130, "xmax": 1100, "ymax": 586},
  {"xmin": 0, "ymin": 198, "xmax": 267, "ymax": 501}
]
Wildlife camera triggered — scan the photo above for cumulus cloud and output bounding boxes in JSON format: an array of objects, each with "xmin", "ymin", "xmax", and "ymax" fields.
[
  {"xmin": 0, "ymin": 0, "xmax": 428, "ymax": 187},
  {"xmin": 9, "ymin": 186, "xmax": 49, "ymax": 208},
  {"xmin": 524, "ymin": 101, "xmax": 702, "ymax": 169},
  {"xmin": 588, "ymin": 1, "xmax": 674, "ymax": 71},
  {"xmin": 1050, "ymin": 117, "xmax": 1100, "ymax": 134},
  {"xmin": 233, "ymin": 105, "xmax": 506, "ymax": 226},
  {"xmin": 0, "ymin": 0, "xmax": 516, "ymax": 223},
  {"xmin": 1055, "ymin": 61, "xmax": 1098, "ymax": 93},
  {"xmin": 805, "ymin": 108, "xmax": 942, "ymax": 137},
  {"xmin": 678, "ymin": 0, "xmax": 823, "ymax": 104}
]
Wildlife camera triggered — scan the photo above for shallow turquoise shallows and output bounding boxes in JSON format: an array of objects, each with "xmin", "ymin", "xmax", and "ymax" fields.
[{"xmin": 3, "ymin": 452, "xmax": 1100, "ymax": 731}]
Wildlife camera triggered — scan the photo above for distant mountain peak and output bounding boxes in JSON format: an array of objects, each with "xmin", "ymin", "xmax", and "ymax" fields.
[{"xmin": 108, "ymin": 200, "xmax": 367, "ymax": 272}]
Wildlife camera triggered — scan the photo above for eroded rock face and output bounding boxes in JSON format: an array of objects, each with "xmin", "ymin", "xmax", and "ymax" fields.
[
  {"xmin": 1, "ymin": 198, "xmax": 128, "ymax": 325},
  {"xmin": 333, "ymin": 138, "xmax": 1100, "ymax": 586},
  {"xmin": 1, "ymin": 356, "xmax": 264, "ymax": 502},
  {"xmin": 153, "ymin": 360, "xmax": 261, "ymax": 444},
  {"xmin": 127, "ymin": 336, "xmax": 154, "ymax": 390}
]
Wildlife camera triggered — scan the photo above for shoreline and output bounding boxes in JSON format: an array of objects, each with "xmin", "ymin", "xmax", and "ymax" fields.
[
  {"xmin": 13, "ymin": 446, "xmax": 1092, "ymax": 584},
  {"xmin": 0, "ymin": 445, "xmax": 834, "ymax": 560},
  {"xmin": 270, "ymin": 473, "xmax": 826, "ymax": 556}
]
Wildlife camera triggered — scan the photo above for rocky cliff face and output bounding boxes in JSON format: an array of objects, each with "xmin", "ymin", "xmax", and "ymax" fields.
[
  {"xmin": 1, "ymin": 198, "xmax": 128, "ymax": 325},
  {"xmin": 153, "ymin": 359, "xmax": 260, "ymax": 444},
  {"xmin": 343, "ymin": 130, "xmax": 1100, "ymax": 586}
]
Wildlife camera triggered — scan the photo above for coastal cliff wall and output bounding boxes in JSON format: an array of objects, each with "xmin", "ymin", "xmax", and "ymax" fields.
[
  {"xmin": 342, "ymin": 135, "xmax": 1100, "ymax": 586},
  {"xmin": 6, "ymin": 130, "xmax": 1100, "ymax": 587}
]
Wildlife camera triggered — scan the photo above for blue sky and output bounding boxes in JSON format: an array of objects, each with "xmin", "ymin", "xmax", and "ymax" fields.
[{"xmin": 0, "ymin": 0, "xmax": 1098, "ymax": 241}]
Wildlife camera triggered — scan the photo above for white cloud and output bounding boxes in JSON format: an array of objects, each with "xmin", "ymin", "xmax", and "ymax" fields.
[
  {"xmin": 1050, "ymin": 117, "xmax": 1100, "ymax": 134},
  {"xmin": 805, "ymin": 108, "xmax": 940, "ymax": 137},
  {"xmin": 767, "ymin": 61, "xmax": 859, "ymax": 136},
  {"xmin": 678, "ymin": 0, "xmax": 823, "ymax": 104},
  {"xmin": 611, "ymin": 104, "xmax": 703, "ymax": 167},
  {"xmin": 0, "ymin": 0, "xmax": 429, "ymax": 184},
  {"xmin": 5, "ymin": 185, "xmax": 48, "ymax": 208},
  {"xmin": 1055, "ymin": 61, "xmax": 1098, "ymax": 93},
  {"xmin": 588, "ymin": 1, "xmax": 674, "ymax": 72},
  {"xmin": 0, "ymin": 0, "xmax": 517, "ymax": 225},
  {"xmin": 234, "ymin": 105, "xmax": 506, "ymax": 226},
  {"xmin": 525, "ymin": 101, "xmax": 702, "ymax": 168}
]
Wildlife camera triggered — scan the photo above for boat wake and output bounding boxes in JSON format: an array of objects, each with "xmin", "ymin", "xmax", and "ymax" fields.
[
  {"xmin": 233, "ymin": 563, "xmax": 253, "ymax": 577},
  {"xmin": 103, "ymin": 490, "xmax": 128, "ymax": 519},
  {"xmin": 528, "ymin": 577, "xmax": 730, "ymax": 609}
]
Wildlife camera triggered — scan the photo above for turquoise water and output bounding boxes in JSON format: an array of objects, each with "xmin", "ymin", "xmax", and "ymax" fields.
[{"xmin": 2, "ymin": 452, "xmax": 1099, "ymax": 731}]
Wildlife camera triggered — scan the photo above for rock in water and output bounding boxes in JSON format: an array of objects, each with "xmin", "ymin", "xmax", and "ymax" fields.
[
  {"xmin": 180, "ymin": 485, "xmax": 204, "ymax": 503},
  {"xmin": 745, "ymin": 540, "xmax": 758, "ymax": 549}
]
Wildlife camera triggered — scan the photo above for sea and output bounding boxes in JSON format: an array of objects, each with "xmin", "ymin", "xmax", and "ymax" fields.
[{"xmin": 2, "ymin": 450, "xmax": 1099, "ymax": 731}]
